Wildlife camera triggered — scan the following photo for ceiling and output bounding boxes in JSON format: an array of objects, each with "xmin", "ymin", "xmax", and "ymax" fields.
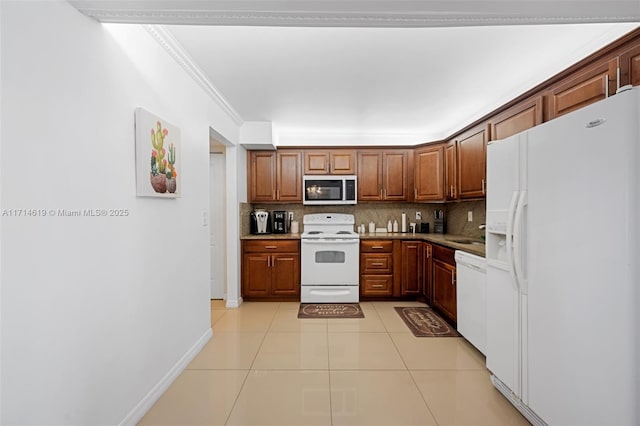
[{"xmin": 71, "ymin": 1, "xmax": 640, "ymax": 146}]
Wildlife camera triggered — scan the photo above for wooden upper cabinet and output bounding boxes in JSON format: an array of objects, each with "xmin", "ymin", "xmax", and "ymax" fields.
[
  {"xmin": 414, "ymin": 144, "xmax": 444, "ymax": 201},
  {"xmin": 249, "ymin": 151, "xmax": 277, "ymax": 202},
  {"xmin": 383, "ymin": 151, "xmax": 408, "ymax": 200},
  {"xmin": 357, "ymin": 151, "xmax": 383, "ymax": 201},
  {"xmin": 457, "ymin": 125, "xmax": 487, "ymax": 199},
  {"xmin": 489, "ymin": 96, "xmax": 543, "ymax": 141},
  {"xmin": 546, "ymin": 58, "xmax": 618, "ymax": 120},
  {"xmin": 444, "ymin": 140, "xmax": 457, "ymax": 201},
  {"xmin": 619, "ymin": 44, "xmax": 640, "ymax": 88},
  {"xmin": 248, "ymin": 150, "xmax": 301, "ymax": 203},
  {"xmin": 357, "ymin": 150, "xmax": 408, "ymax": 201},
  {"xmin": 303, "ymin": 150, "xmax": 356, "ymax": 175},
  {"xmin": 276, "ymin": 151, "xmax": 302, "ymax": 202}
]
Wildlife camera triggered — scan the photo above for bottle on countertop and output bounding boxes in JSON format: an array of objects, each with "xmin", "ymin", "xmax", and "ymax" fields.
[
  {"xmin": 387, "ymin": 220, "xmax": 392, "ymax": 232},
  {"xmin": 393, "ymin": 220, "xmax": 399, "ymax": 232}
]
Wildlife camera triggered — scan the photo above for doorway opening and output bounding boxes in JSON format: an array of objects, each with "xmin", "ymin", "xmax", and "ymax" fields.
[{"xmin": 209, "ymin": 139, "xmax": 227, "ymax": 300}]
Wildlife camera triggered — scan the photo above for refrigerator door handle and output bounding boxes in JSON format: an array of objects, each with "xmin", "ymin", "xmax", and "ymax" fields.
[
  {"xmin": 506, "ymin": 191, "xmax": 520, "ymax": 291},
  {"xmin": 513, "ymin": 190, "xmax": 528, "ymax": 293}
]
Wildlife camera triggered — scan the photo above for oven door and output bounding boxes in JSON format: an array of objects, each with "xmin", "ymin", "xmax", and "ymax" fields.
[{"xmin": 301, "ymin": 238, "xmax": 359, "ymax": 286}]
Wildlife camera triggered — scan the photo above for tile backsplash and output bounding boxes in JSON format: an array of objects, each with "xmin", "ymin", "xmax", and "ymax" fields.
[{"xmin": 242, "ymin": 200, "xmax": 486, "ymax": 238}]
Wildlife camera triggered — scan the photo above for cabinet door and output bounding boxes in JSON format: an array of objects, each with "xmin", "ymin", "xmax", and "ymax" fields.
[
  {"xmin": 357, "ymin": 152, "xmax": 383, "ymax": 201},
  {"xmin": 383, "ymin": 151, "xmax": 408, "ymax": 200},
  {"xmin": 401, "ymin": 241, "xmax": 422, "ymax": 295},
  {"xmin": 432, "ymin": 259, "xmax": 457, "ymax": 324},
  {"xmin": 242, "ymin": 254, "xmax": 271, "ymax": 297},
  {"xmin": 489, "ymin": 96, "xmax": 543, "ymax": 141},
  {"xmin": 444, "ymin": 140, "xmax": 457, "ymax": 201},
  {"xmin": 271, "ymin": 254, "xmax": 300, "ymax": 296},
  {"xmin": 249, "ymin": 151, "xmax": 276, "ymax": 202},
  {"xmin": 414, "ymin": 144, "xmax": 444, "ymax": 201},
  {"xmin": 619, "ymin": 44, "xmax": 640, "ymax": 87},
  {"xmin": 422, "ymin": 243, "xmax": 433, "ymax": 304},
  {"xmin": 304, "ymin": 151, "xmax": 330, "ymax": 175},
  {"xmin": 330, "ymin": 150, "xmax": 356, "ymax": 174},
  {"xmin": 276, "ymin": 151, "xmax": 302, "ymax": 202},
  {"xmin": 546, "ymin": 58, "xmax": 618, "ymax": 119},
  {"xmin": 457, "ymin": 126, "xmax": 487, "ymax": 199}
]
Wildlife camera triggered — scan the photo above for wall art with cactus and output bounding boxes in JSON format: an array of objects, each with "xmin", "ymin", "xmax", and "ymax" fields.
[{"xmin": 135, "ymin": 108, "xmax": 181, "ymax": 197}]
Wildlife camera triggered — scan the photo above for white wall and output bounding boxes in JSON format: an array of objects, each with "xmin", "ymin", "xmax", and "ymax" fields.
[{"xmin": 0, "ymin": 1, "xmax": 240, "ymax": 424}]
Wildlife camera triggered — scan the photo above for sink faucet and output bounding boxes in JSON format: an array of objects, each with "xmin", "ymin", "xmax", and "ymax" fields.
[{"xmin": 478, "ymin": 224, "xmax": 486, "ymax": 230}]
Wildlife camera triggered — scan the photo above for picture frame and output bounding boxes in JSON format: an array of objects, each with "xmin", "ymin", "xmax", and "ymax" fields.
[{"xmin": 135, "ymin": 108, "xmax": 181, "ymax": 198}]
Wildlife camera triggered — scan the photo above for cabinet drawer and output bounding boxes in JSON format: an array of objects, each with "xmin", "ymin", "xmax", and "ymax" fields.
[
  {"xmin": 243, "ymin": 240, "xmax": 299, "ymax": 253},
  {"xmin": 361, "ymin": 275, "xmax": 393, "ymax": 296},
  {"xmin": 432, "ymin": 244, "xmax": 456, "ymax": 265},
  {"xmin": 361, "ymin": 240, "xmax": 393, "ymax": 253},
  {"xmin": 362, "ymin": 254, "xmax": 393, "ymax": 274}
]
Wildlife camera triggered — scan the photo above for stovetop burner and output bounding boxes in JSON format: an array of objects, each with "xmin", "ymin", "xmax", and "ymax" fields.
[{"xmin": 301, "ymin": 213, "xmax": 359, "ymax": 240}]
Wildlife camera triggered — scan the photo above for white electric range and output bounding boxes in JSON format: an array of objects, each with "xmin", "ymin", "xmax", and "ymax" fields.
[{"xmin": 300, "ymin": 213, "xmax": 360, "ymax": 303}]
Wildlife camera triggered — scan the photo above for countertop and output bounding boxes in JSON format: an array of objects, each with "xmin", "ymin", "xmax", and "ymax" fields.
[{"xmin": 241, "ymin": 232, "xmax": 485, "ymax": 257}]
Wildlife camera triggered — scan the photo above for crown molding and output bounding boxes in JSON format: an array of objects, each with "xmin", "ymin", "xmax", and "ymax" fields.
[
  {"xmin": 143, "ymin": 25, "xmax": 244, "ymax": 126},
  {"xmin": 69, "ymin": 1, "xmax": 640, "ymax": 27}
]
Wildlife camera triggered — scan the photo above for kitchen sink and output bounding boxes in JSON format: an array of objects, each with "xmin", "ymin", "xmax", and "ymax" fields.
[{"xmin": 446, "ymin": 239, "xmax": 485, "ymax": 245}]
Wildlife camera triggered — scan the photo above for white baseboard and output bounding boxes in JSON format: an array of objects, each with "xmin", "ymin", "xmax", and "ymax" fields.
[
  {"xmin": 119, "ymin": 327, "xmax": 213, "ymax": 426},
  {"xmin": 226, "ymin": 296, "xmax": 243, "ymax": 308}
]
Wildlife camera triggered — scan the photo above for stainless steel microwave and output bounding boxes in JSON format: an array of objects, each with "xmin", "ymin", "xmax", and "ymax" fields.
[{"xmin": 303, "ymin": 175, "xmax": 357, "ymax": 205}]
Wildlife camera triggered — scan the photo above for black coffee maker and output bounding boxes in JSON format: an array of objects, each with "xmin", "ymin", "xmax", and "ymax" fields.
[{"xmin": 272, "ymin": 211, "xmax": 288, "ymax": 234}]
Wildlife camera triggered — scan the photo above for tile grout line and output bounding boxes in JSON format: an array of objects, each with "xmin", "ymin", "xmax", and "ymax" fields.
[
  {"xmin": 326, "ymin": 316, "xmax": 334, "ymax": 426},
  {"xmin": 384, "ymin": 304, "xmax": 442, "ymax": 426},
  {"xmin": 222, "ymin": 304, "xmax": 278, "ymax": 426}
]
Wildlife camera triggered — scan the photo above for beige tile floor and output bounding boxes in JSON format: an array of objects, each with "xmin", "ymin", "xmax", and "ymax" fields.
[{"xmin": 139, "ymin": 300, "xmax": 530, "ymax": 426}]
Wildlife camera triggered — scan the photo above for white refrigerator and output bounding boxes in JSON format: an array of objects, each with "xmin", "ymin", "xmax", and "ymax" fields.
[{"xmin": 486, "ymin": 87, "xmax": 639, "ymax": 426}]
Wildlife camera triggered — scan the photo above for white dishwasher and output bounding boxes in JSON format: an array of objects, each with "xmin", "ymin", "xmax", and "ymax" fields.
[{"xmin": 455, "ymin": 250, "xmax": 487, "ymax": 355}]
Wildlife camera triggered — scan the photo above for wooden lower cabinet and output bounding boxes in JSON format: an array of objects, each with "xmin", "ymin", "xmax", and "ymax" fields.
[
  {"xmin": 400, "ymin": 241, "xmax": 422, "ymax": 295},
  {"xmin": 422, "ymin": 243, "xmax": 433, "ymax": 305},
  {"xmin": 431, "ymin": 244, "xmax": 457, "ymax": 325},
  {"xmin": 360, "ymin": 240, "xmax": 394, "ymax": 297},
  {"xmin": 241, "ymin": 239, "xmax": 300, "ymax": 300}
]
